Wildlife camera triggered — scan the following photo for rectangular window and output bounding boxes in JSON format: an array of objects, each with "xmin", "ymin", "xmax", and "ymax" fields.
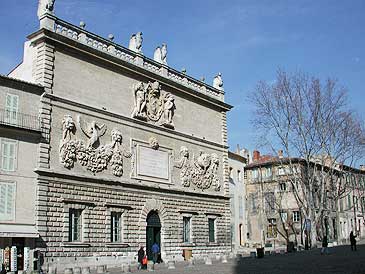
[
  {"xmin": 280, "ymin": 211, "xmax": 287, "ymax": 223},
  {"xmin": 251, "ymin": 193, "xmax": 258, "ymax": 214},
  {"xmin": 208, "ymin": 218, "xmax": 215, "ymax": 242},
  {"xmin": 238, "ymin": 196, "xmax": 243, "ymax": 218},
  {"xmin": 252, "ymin": 169, "xmax": 259, "ymax": 179},
  {"xmin": 267, "ymin": 218, "xmax": 277, "ymax": 238},
  {"xmin": 279, "ymin": 182, "xmax": 286, "ymax": 191},
  {"xmin": 278, "ymin": 167, "xmax": 285, "ymax": 176},
  {"xmin": 293, "ymin": 211, "xmax": 300, "ymax": 222},
  {"xmin": 69, "ymin": 209, "xmax": 82, "ymax": 242},
  {"xmin": 111, "ymin": 212, "xmax": 122, "ymax": 242},
  {"xmin": 5, "ymin": 94, "xmax": 19, "ymax": 125},
  {"xmin": 1, "ymin": 139, "xmax": 17, "ymax": 171},
  {"xmin": 265, "ymin": 167, "xmax": 272, "ymax": 178},
  {"xmin": 347, "ymin": 194, "xmax": 352, "ymax": 209},
  {"xmin": 0, "ymin": 182, "xmax": 16, "ymax": 221},
  {"xmin": 237, "ymin": 170, "xmax": 241, "ymax": 182},
  {"xmin": 183, "ymin": 216, "xmax": 191, "ymax": 243}
]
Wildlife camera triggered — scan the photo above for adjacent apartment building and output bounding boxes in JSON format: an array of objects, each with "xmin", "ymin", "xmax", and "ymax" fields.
[
  {"xmin": 1, "ymin": 1, "xmax": 232, "ymax": 271},
  {"xmin": 228, "ymin": 147, "xmax": 248, "ymax": 253},
  {"xmin": 245, "ymin": 150, "xmax": 365, "ymax": 250},
  {"xmin": 0, "ymin": 75, "xmax": 44, "ymax": 271}
]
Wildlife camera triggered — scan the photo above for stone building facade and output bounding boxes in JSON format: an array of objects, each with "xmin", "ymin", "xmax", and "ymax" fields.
[
  {"xmin": 0, "ymin": 75, "xmax": 44, "ymax": 272},
  {"xmin": 5, "ymin": 2, "xmax": 232, "ymax": 271}
]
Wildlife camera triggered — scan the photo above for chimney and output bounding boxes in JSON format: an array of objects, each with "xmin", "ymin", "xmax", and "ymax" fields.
[
  {"xmin": 278, "ymin": 150, "xmax": 283, "ymax": 158},
  {"xmin": 360, "ymin": 165, "xmax": 365, "ymax": 171},
  {"xmin": 253, "ymin": 150, "xmax": 260, "ymax": 162},
  {"xmin": 236, "ymin": 144, "xmax": 240, "ymax": 154}
]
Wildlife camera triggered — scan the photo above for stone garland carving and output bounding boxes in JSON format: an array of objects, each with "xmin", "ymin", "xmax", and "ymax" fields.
[
  {"xmin": 59, "ymin": 115, "xmax": 131, "ymax": 176},
  {"xmin": 174, "ymin": 146, "xmax": 221, "ymax": 191},
  {"xmin": 131, "ymin": 81, "xmax": 176, "ymax": 129}
]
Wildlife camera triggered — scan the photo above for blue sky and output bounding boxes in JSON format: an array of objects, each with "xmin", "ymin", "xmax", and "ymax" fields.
[{"xmin": 0, "ymin": 0, "xmax": 364, "ymax": 154}]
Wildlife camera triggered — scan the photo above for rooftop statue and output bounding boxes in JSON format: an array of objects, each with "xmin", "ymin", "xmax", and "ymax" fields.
[
  {"xmin": 37, "ymin": 0, "xmax": 55, "ymax": 18},
  {"xmin": 153, "ymin": 43, "xmax": 168, "ymax": 65},
  {"xmin": 213, "ymin": 72, "xmax": 224, "ymax": 91},
  {"xmin": 128, "ymin": 32, "xmax": 143, "ymax": 54}
]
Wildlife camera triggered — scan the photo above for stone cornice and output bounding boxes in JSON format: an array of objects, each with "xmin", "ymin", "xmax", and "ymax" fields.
[
  {"xmin": 35, "ymin": 168, "xmax": 230, "ymax": 201},
  {"xmin": 44, "ymin": 93, "xmax": 229, "ymax": 151},
  {"xmin": 27, "ymin": 28, "xmax": 233, "ymax": 112}
]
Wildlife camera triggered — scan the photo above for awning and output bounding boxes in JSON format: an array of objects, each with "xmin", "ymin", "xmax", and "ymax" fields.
[{"xmin": 0, "ymin": 224, "xmax": 39, "ymax": 238}]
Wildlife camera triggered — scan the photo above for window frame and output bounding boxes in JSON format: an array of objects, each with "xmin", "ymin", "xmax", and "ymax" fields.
[
  {"xmin": 0, "ymin": 138, "xmax": 18, "ymax": 172},
  {"xmin": 292, "ymin": 211, "xmax": 300, "ymax": 223},
  {"xmin": 0, "ymin": 181, "xmax": 16, "ymax": 221},
  {"xmin": 183, "ymin": 216, "xmax": 192, "ymax": 243},
  {"xmin": 111, "ymin": 212, "xmax": 122, "ymax": 243},
  {"xmin": 69, "ymin": 208, "xmax": 83, "ymax": 242},
  {"xmin": 208, "ymin": 217, "xmax": 216, "ymax": 243},
  {"xmin": 5, "ymin": 93, "xmax": 19, "ymax": 125}
]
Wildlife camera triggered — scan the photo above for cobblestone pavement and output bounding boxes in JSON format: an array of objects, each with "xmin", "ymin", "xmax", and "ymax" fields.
[{"xmin": 108, "ymin": 244, "xmax": 365, "ymax": 274}]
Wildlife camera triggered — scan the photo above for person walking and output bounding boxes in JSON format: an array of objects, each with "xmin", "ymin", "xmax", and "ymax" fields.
[
  {"xmin": 350, "ymin": 231, "xmax": 357, "ymax": 251},
  {"xmin": 137, "ymin": 246, "xmax": 144, "ymax": 270},
  {"xmin": 321, "ymin": 235, "xmax": 329, "ymax": 255},
  {"xmin": 151, "ymin": 242, "xmax": 160, "ymax": 264}
]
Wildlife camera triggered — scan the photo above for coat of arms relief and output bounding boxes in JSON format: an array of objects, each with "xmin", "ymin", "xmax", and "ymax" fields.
[
  {"xmin": 59, "ymin": 115, "xmax": 131, "ymax": 176},
  {"xmin": 131, "ymin": 81, "xmax": 176, "ymax": 129}
]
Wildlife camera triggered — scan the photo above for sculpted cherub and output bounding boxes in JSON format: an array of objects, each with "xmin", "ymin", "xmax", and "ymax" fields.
[
  {"xmin": 77, "ymin": 115, "xmax": 107, "ymax": 148},
  {"xmin": 131, "ymin": 82, "xmax": 147, "ymax": 118}
]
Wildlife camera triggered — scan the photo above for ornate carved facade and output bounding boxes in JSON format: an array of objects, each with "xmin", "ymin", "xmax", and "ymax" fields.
[{"xmin": 59, "ymin": 115, "xmax": 131, "ymax": 176}]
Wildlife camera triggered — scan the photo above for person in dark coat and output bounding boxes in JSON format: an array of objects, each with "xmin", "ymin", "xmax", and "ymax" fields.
[
  {"xmin": 350, "ymin": 231, "xmax": 357, "ymax": 251},
  {"xmin": 137, "ymin": 246, "xmax": 145, "ymax": 270},
  {"xmin": 321, "ymin": 235, "xmax": 329, "ymax": 255}
]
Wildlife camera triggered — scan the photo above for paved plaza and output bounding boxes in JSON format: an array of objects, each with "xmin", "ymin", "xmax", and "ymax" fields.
[{"xmin": 113, "ymin": 244, "xmax": 365, "ymax": 274}]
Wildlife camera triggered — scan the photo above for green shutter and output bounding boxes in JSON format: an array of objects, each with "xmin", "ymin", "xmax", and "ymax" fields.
[{"xmin": 0, "ymin": 183, "xmax": 16, "ymax": 221}]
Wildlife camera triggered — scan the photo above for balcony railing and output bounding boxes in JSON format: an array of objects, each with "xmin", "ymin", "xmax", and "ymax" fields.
[
  {"xmin": 53, "ymin": 17, "xmax": 225, "ymax": 101},
  {"xmin": 0, "ymin": 109, "xmax": 41, "ymax": 131}
]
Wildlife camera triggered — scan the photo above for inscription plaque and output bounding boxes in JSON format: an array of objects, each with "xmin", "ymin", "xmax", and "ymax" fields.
[{"xmin": 137, "ymin": 146, "xmax": 169, "ymax": 179}]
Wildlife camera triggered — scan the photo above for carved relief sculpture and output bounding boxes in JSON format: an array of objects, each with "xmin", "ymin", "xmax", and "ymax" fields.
[
  {"xmin": 174, "ymin": 147, "xmax": 221, "ymax": 191},
  {"xmin": 128, "ymin": 32, "xmax": 143, "ymax": 54},
  {"xmin": 213, "ymin": 72, "xmax": 224, "ymax": 91},
  {"xmin": 153, "ymin": 43, "xmax": 168, "ymax": 65},
  {"xmin": 148, "ymin": 137, "xmax": 159, "ymax": 150},
  {"xmin": 131, "ymin": 81, "xmax": 176, "ymax": 129},
  {"xmin": 59, "ymin": 115, "xmax": 131, "ymax": 176}
]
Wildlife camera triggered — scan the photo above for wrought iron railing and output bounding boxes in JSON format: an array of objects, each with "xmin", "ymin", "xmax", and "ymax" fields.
[{"xmin": 0, "ymin": 109, "xmax": 41, "ymax": 131}]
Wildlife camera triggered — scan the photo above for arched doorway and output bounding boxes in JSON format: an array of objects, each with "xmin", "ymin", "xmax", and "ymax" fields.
[{"xmin": 146, "ymin": 211, "xmax": 161, "ymax": 260}]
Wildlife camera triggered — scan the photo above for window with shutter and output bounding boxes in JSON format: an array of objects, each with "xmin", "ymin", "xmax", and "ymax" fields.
[
  {"xmin": 1, "ymin": 139, "xmax": 17, "ymax": 171},
  {"xmin": 5, "ymin": 94, "xmax": 19, "ymax": 125},
  {"xmin": 0, "ymin": 182, "xmax": 16, "ymax": 221}
]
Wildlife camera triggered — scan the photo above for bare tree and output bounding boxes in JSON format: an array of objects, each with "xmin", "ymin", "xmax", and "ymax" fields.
[{"xmin": 249, "ymin": 70, "xmax": 365, "ymax": 247}]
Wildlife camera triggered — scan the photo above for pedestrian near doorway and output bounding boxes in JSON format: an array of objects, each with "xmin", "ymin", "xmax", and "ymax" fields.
[
  {"xmin": 350, "ymin": 231, "xmax": 357, "ymax": 251},
  {"xmin": 137, "ymin": 246, "xmax": 147, "ymax": 270},
  {"xmin": 152, "ymin": 242, "xmax": 160, "ymax": 264}
]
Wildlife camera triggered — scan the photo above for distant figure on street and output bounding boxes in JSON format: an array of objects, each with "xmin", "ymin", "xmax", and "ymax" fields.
[
  {"xmin": 151, "ymin": 242, "xmax": 160, "ymax": 264},
  {"xmin": 350, "ymin": 231, "xmax": 357, "ymax": 251},
  {"xmin": 321, "ymin": 235, "xmax": 329, "ymax": 255}
]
